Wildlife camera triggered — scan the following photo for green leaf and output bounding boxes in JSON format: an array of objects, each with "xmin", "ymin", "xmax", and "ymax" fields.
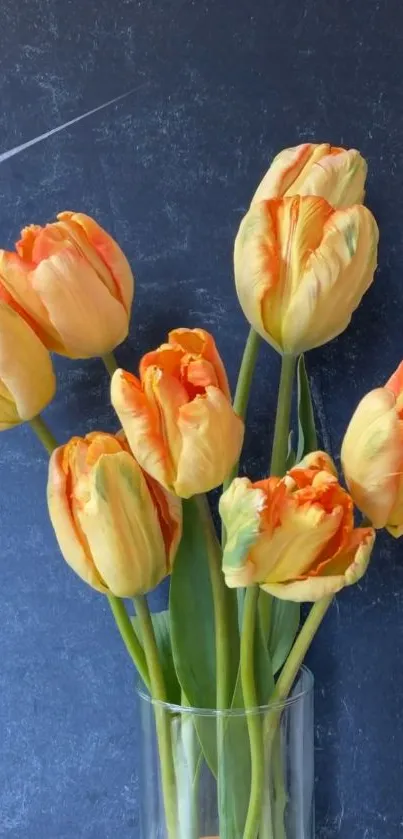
[
  {"xmin": 169, "ymin": 497, "xmax": 239, "ymax": 776},
  {"xmin": 285, "ymin": 431, "xmax": 296, "ymax": 470},
  {"xmin": 170, "ymin": 498, "xmax": 217, "ymax": 710},
  {"xmin": 296, "ymin": 355, "xmax": 318, "ymax": 463},
  {"xmin": 269, "ymin": 599, "xmax": 300, "ymax": 676},
  {"xmin": 132, "ymin": 610, "xmax": 181, "ymax": 705}
]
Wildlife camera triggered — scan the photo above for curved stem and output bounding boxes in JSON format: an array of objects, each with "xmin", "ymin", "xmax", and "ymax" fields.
[
  {"xmin": 133, "ymin": 595, "xmax": 177, "ymax": 838},
  {"xmin": 224, "ymin": 328, "xmax": 261, "ymax": 493},
  {"xmin": 107, "ymin": 595, "xmax": 149, "ymax": 689},
  {"xmin": 241, "ymin": 586, "xmax": 264, "ymax": 839},
  {"xmin": 101, "ymin": 351, "xmax": 119, "ymax": 376},
  {"xmin": 270, "ymin": 355, "xmax": 297, "ymax": 476},
  {"xmin": 29, "ymin": 415, "xmax": 59, "ymax": 454},
  {"xmin": 194, "ymin": 494, "xmax": 233, "ymax": 709},
  {"xmin": 274, "ymin": 595, "xmax": 333, "ymax": 702}
]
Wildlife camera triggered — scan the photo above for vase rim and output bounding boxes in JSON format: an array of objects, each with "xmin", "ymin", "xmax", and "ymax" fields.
[{"xmin": 136, "ymin": 664, "xmax": 314, "ymax": 716}]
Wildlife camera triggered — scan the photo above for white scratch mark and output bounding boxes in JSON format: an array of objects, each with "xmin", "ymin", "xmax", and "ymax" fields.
[{"xmin": 0, "ymin": 88, "xmax": 140, "ymax": 164}]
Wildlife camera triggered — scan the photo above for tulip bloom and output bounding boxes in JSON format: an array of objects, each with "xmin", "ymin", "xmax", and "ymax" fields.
[
  {"xmin": 0, "ymin": 302, "xmax": 55, "ymax": 429},
  {"xmin": 220, "ymin": 451, "xmax": 374, "ymax": 601},
  {"xmin": 47, "ymin": 432, "xmax": 182, "ymax": 596},
  {"xmin": 252, "ymin": 143, "xmax": 367, "ymax": 209},
  {"xmin": 0, "ymin": 212, "xmax": 134, "ymax": 359},
  {"xmin": 234, "ymin": 195, "xmax": 378, "ymax": 355},
  {"xmin": 342, "ymin": 362, "xmax": 403, "ymax": 536},
  {"xmin": 111, "ymin": 328, "xmax": 244, "ymax": 498}
]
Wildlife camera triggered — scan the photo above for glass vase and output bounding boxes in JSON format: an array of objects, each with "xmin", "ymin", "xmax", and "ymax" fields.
[{"xmin": 137, "ymin": 666, "xmax": 314, "ymax": 839}]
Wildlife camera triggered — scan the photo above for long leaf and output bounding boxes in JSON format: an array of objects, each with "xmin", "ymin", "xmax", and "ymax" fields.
[
  {"xmin": 170, "ymin": 497, "xmax": 239, "ymax": 775},
  {"xmin": 170, "ymin": 499, "xmax": 217, "ymax": 709},
  {"xmin": 269, "ymin": 599, "xmax": 300, "ymax": 676},
  {"xmin": 132, "ymin": 610, "xmax": 181, "ymax": 705},
  {"xmin": 296, "ymin": 355, "xmax": 318, "ymax": 462}
]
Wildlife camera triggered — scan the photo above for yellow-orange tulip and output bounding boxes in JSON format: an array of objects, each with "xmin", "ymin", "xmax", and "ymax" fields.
[
  {"xmin": 219, "ymin": 451, "xmax": 374, "ymax": 601},
  {"xmin": 0, "ymin": 212, "xmax": 134, "ymax": 359},
  {"xmin": 252, "ymin": 142, "xmax": 367, "ymax": 208},
  {"xmin": 0, "ymin": 302, "xmax": 55, "ymax": 429},
  {"xmin": 234, "ymin": 195, "xmax": 378, "ymax": 355},
  {"xmin": 341, "ymin": 362, "xmax": 403, "ymax": 536},
  {"xmin": 111, "ymin": 328, "xmax": 244, "ymax": 498},
  {"xmin": 47, "ymin": 432, "xmax": 182, "ymax": 596}
]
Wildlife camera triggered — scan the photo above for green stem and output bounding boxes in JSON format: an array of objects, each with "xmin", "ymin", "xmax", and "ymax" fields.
[
  {"xmin": 133, "ymin": 595, "xmax": 177, "ymax": 838},
  {"xmin": 102, "ymin": 351, "xmax": 119, "ymax": 376},
  {"xmin": 224, "ymin": 328, "xmax": 261, "ymax": 493},
  {"xmin": 241, "ymin": 586, "xmax": 264, "ymax": 839},
  {"xmin": 29, "ymin": 415, "xmax": 59, "ymax": 454},
  {"xmin": 274, "ymin": 595, "xmax": 333, "ymax": 702},
  {"xmin": 107, "ymin": 595, "xmax": 150, "ymax": 690},
  {"xmin": 194, "ymin": 494, "xmax": 233, "ymax": 709},
  {"xmin": 270, "ymin": 355, "xmax": 297, "ymax": 476}
]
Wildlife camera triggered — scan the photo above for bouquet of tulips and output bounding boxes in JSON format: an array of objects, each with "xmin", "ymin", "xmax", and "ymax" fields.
[{"xmin": 2, "ymin": 143, "xmax": 399, "ymax": 839}]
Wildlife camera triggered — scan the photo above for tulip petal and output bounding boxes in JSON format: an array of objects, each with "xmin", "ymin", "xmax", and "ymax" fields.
[
  {"xmin": 252, "ymin": 144, "xmax": 329, "ymax": 203},
  {"xmin": 168, "ymin": 328, "xmax": 231, "ymax": 399},
  {"xmin": 77, "ymin": 451, "xmax": 167, "ymax": 597},
  {"xmin": 235, "ymin": 196, "xmax": 334, "ymax": 353},
  {"xmin": 57, "ymin": 212, "xmax": 134, "ymax": 313},
  {"xmin": 111, "ymin": 369, "xmax": 173, "ymax": 491},
  {"xmin": 0, "ymin": 251, "xmax": 64, "ymax": 352},
  {"xmin": 220, "ymin": 477, "xmax": 267, "ymax": 587},
  {"xmin": 144, "ymin": 475, "xmax": 183, "ymax": 569},
  {"xmin": 47, "ymin": 447, "xmax": 108, "ymax": 593},
  {"xmin": 174, "ymin": 386, "xmax": 244, "ymax": 498},
  {"xmin": 261, "ymin": 527, "xmax": 374, "ymax": 601},
  {"xmin": 0, "ymin": 303, "xmax": 55, "ymax": 428},
  {"xmin": 254, "ymin": 498, "xmax": 343, "ymax": 585},
  {"xmin": 341, "ymin": 388, "xmax": 401, "ymax": 528},
  {"xmin": 282, "ymin": 204, "xmax": 378, "ymax": 354},
  {"xmin": 32, "ymin": 248, "xmax": 129, "ymax": 357},
  {"xmin": 251, "ymin": 143, "xmax": 367, "ymax": 209}
]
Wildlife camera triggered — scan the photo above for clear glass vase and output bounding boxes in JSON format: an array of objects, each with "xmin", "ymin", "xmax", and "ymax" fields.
[{"xmin": 137, "ymin": 666, "xmax": 314, "ymax": 839}]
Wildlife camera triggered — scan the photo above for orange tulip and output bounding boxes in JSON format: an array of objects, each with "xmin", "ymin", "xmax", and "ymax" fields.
[
  {"xmin": 219, "ymin": 451, "xmax": 374, "ymax": 601},
  {"xmin": 342, "ymin": 361, "xmax": 403, "ymax": 536},
  {"xmin": 234, "ymin": 195, "xmax": 378, "ymax": 355},
  {"xmin": 111, "ymin": 328, "xmax": 244, "ymax": 498},
  {"xmin": 0, "ymin": 301, "xmax": 55, "ymax": 429},
  {"xmin": 252, "ymin": 143, "xmax": 367, "ymax": 208},
  {"xmin": 47, "ymin": 432, "xmax": 182, "ymax": 596},
  {"xmin": 0, "ymin": 212, "xmax": 134, "ymax": 359}
]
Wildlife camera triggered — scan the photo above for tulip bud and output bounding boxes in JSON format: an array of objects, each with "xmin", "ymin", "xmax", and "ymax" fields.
[
  {"xmin": 47, "ymin": 432, "xmax": 182, "ymax": 596},
  {"xmin": 111, "ymin": 328, "xmax": 244, "ymax": 498},
  {"xmin": 0, "ymin": 212, "xmax": 134, "ymax": 359},
  {"xmin": 234, "ymin": 195, "xmax": 378, "ymax": 355},
  {"xmin": 341, "ymin": 361, "xmax": 403, "ymax": 536},
  {"xmin": 252, "ymin": 143, "xmax": 367, "ymax": 209},
  {"xmin": 219, "ymin": 451, "xmax": 374, "ymax": 601},
  {"xmin": 0, "ymin": 302, "xmax": 55, "ymax": 429}
]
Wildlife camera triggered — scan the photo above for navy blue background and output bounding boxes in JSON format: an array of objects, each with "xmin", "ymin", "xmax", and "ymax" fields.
[{"xmin": 1, "ymin": 1, "xmax": 403, "ymax": 836}]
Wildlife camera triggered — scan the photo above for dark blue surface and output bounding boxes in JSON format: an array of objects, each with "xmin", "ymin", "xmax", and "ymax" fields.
[{"xmin": 1, "ymin": 1, "xmax": 403, "ymax": 836}]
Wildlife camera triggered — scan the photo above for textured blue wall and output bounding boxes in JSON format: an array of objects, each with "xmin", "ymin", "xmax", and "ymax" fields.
[{"xmin": 1, "ymin": 1, "xmax": 403, "ymax": 836}]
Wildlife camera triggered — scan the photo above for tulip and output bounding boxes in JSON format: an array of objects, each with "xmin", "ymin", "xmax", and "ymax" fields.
[
  {"xmin": 219, "ymin": 451, "xmax": 374, "ymax": 601},
  {"xmin": 47, "ymin": 431, "xmax": 182, "ymax": 596},
  {"xmin": 0, "ymin": 301, "xmax": 56, "ymax": 429},
  {"xmin": 0, "ymin": 212, "xmax": 134, "ymax": 359},
  {"xmin": 234, "ymin": 195, "xmax": 378, "ymax": 355},
  {"xmin": 111, "ymin": 328, "xmax": 244, "ymax": 498},
  {"xmin": 341, "ymin": 361, "xmax": 403, "ymax": 536},
  {"xmin": 252, "ymin": 143, "xmax": 367, "ymax": 209}
]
